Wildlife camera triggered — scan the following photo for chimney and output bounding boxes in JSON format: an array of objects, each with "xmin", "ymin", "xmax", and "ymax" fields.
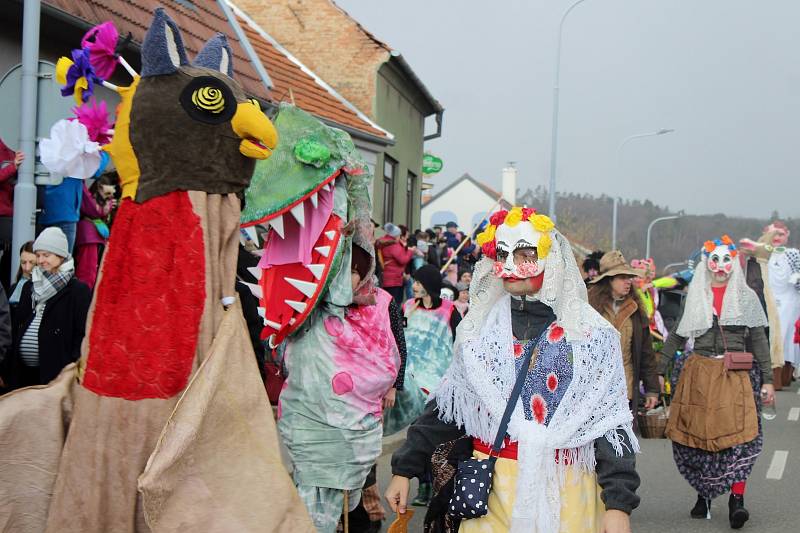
[{"xmin": 501, "ymin": 163, "xmax": 517, "ymax": 205}]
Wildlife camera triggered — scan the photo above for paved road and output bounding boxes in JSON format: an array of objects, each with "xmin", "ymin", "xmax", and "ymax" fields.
[{"xmin": 376, "ymin": 381, "xmax": 800, "ymax": 532}]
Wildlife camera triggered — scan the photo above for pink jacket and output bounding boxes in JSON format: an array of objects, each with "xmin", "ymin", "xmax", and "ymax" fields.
[{"xmin": 377, "ymin": 236, "xmax": 414, "ymax": 288}]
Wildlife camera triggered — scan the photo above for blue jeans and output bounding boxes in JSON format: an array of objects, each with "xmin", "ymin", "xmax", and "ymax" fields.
[{"xmin": 47, "ymin": 221, "xmax": 77, "ymax": 256}]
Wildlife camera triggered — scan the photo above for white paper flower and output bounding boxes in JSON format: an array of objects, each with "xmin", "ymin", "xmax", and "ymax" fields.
[{"xmin": 39, "ymin": 119, "xmax": 102, "ymax": 180}]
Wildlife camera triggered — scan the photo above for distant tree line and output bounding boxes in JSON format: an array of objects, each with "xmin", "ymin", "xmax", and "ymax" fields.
[{"xmin": 517, "ymin": 185, "xmax": 799, "ymax": 274}]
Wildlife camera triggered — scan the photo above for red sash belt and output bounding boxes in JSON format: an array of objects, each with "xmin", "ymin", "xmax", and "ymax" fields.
[{"xmin": 473, "ymin": 438, "xmax": 574, "ymax": 464}]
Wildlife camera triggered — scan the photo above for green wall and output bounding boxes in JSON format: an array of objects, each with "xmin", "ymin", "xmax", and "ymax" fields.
[{"xmin": 373, "ymin": 61, "xmax": 429, "ymax": 230}]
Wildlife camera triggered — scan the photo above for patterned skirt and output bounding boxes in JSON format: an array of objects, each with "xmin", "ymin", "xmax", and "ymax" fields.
[{"xmin": 670, "ymin": 352, "xmax": 763, "ymax": 499}]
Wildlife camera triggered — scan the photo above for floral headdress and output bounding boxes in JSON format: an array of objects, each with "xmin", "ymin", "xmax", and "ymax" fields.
[
  {"xmin": 703, "ymin": 234, "xmax": 737, "ymax": 257},
  {"xmin": 475, "ymin": 207, "xmax": 555, "ymax": 259}
]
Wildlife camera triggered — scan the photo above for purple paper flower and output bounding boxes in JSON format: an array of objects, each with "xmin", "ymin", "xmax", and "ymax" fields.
[
  {"xmin": 57, "ymin": 48, "xmax": 98, "ymax": 104},
  {"xmin": 81, "ymin": 21, "xmax": 119, "ymax": 80}
]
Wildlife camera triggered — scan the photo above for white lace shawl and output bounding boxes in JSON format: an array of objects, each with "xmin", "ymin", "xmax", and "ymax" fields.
[
  {"xmin": 432, "ymin": 231, "xmax": 638, "ymax": 533},
  {"xmin": 676, "ymin": 255, "xmax": 768, "ymax": 339}
]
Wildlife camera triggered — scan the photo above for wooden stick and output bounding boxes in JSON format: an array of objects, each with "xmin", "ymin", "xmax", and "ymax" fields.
[
  {"xmin": 342, "ymin": 490, "xmax": 349, "ymax": 533},
  {"xmin": 439, "ymin": 197, "xmax": 505, "ymax": 274}
]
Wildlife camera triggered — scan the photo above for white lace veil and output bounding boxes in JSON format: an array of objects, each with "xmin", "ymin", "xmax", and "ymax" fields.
[{"xmin": 676, "ymin": 254, "xmax": 767, "ymax": 338}]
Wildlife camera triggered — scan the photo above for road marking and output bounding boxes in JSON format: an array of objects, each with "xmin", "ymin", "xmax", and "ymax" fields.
[
  {"xmin": 766, "ymin": 451, "xmax": 789, "ymax": 480},
  {"xmin": 789, "ymin": 408, "xmax": 800, "ymax": 422}
]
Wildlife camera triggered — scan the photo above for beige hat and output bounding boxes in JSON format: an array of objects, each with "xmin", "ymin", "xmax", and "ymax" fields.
[{"xmin": 589, "ymin": 250, "xmax": 645, "ymax": 283}]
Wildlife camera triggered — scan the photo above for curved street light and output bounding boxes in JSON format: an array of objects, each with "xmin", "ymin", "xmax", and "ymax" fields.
[
  {"xmin": 646, "ymin": 215, "xmax": 681, "ymax": 260},
  {"xmin": 548, "ymin": 0, "xmax": 594, "ymax": 222},
  {"xmin": 612, "ymin": 128, "xmax": 675, "ymax": 249}
]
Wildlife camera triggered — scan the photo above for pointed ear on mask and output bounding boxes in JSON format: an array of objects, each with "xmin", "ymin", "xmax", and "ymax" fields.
[
  {"xmin": 194, "ymin": 33, "xmax": 234, "ymax": 77},
  {"xmin": 141, "ymin": 8, "xmax": 189, "ymax": 77}
]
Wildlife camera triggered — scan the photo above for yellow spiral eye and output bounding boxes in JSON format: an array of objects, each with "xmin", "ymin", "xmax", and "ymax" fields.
[{"xmin": 191, "ymin": 87, "xmax": 225, "ymax": 113}]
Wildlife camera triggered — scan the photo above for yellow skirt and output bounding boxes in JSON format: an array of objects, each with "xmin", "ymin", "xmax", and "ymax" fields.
[{"xmin": 458, "ymin": 451, "xmax": 604, "ymax": 533}]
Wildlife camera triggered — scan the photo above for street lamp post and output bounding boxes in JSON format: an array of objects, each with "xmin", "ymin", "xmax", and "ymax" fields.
[
  {"xmin": 548, "ymin": 0, "xmax": 592, "ymax": 222},
  {"xmin": 645, "ymin": 215, "xmax": 681, "ymax": 260},
  {"xmin": 612, "ymin": 128, "xmax": 674, "ymax": 249}
]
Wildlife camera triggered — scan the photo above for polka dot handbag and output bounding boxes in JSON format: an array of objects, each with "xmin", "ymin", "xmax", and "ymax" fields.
[
  {"xmin": 447, "ymin": 329, "xmax": 549, "ymax": 521},
  {"xmin": 448, "ymin": 455, "xmax": 497, "ymax": 518}
]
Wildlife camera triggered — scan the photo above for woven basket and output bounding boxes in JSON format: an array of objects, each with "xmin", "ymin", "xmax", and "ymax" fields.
[{"xmin": 638, "ymin": 407, "xmax": 669, "ymax": 439}]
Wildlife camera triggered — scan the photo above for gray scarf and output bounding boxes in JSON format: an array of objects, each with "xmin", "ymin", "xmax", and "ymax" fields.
[{"xmin": 31, "ymin": 257, "xmax": 75, "ymax": 310}]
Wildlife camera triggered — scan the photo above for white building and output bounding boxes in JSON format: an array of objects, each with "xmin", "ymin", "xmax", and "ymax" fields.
[{"xmin": 420, "ymin": 172, "xmax": 513, "ymax": 232}]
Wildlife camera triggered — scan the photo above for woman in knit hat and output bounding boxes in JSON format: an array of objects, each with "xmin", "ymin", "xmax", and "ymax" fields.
[{"xmin": 5, "ymin": 227, "xmax": 91, "ymax": 389}]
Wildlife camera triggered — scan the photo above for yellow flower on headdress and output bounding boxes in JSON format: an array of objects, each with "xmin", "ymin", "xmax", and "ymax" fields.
[
  {"xmin": 537, "ymin": 233, "xmax": 552, "ymax": 258},
  {"xmin": 504, "ymin": 207, "xmax": 524, "ymax": 227},
  {"xmin": 476, "ymin": 224, "xmax": 496, "ymax": 246},
  {"xmin": 529, "ymin": 214, "xmax": 555, "ymax": 233}
]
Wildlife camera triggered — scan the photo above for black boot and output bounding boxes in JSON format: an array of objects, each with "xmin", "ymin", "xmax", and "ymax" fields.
[
  {"xmin": 691, "ymin": 495, "xmax": 712, "ymax": 519},
  {"xmin": 729, "ymin": 494, "xmax": 749, "ymax": 529},
  {"xmin": 411, "ymin": 482, "xmax": 431, "ymax": 506}
]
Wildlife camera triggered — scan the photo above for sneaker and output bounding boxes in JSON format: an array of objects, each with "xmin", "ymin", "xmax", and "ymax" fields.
[
  {"xmin": 411, "ymin": 482, "xmax": 431, "ymax": 506},
  {"xmin": 691, "ymin": 495, "xmax": 711, "ymax": 519},
  {"xmin": 729, "ymin": 494, "xmax": 749, "ymax": 529}
]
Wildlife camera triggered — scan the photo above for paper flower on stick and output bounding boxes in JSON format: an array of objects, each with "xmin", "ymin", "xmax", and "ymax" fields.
[
  {"xmin": 81, "ymin": 21, "xmax": 119, "ymax": 80},
  {"xmin": 73, "ymin": 97, "xmax": 113, "ymax": 145},
  {"xmin": 56, "ymin": 48, "xmax": 99, "ymax": 104},
  {"xmin": 39, "ymin": 119, "xmax": 103, "ymax": 180}
]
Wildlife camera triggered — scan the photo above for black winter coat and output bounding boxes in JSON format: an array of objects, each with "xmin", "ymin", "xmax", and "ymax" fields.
[{"xmin": 7, "ymin": 277, "xmax": 91, "ymax": 387}]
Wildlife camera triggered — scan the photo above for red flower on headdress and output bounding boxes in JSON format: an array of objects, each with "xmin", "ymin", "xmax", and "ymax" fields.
[
  {"xmin": 490, "ymin": 210, "xmax": 509, "ymax": 226},
  {"xmin": 531, "ymin": 394, "xmax": 548, "ymax": 424},
  {"xmin": 513, "ymin": 343, "xmax": 523, "ymax": 358},
  {"xmin": 546, "ymin": 373, "xmax": 559, "ymax": 393},
  {"xmin": 547, "ymin": 323, "xmax": 565, "ymax": 343},
  {"xmin": 482, "ymin": 240, "xmax": 497, "ymax": 259},
  {"xmin": 521, "ymin": 207, "xmax": 536, "ymax": 220}
]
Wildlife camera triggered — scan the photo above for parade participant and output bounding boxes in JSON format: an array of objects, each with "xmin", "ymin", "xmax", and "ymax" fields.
[
  {"xmin": 454, "ymin": 281, "xmax": 470, "ymax": 316},
  {"xmin": 74, "ymin": 173, "xmax": 117, "ymax": 289},
  {"xmin": 630, "ymin": 257, "xmax": 669, "ymax": 340},
  {"xmin": 589, "ymin": 251, "xmax": 659, "ymax": 414},
  {"xmin": 658, "ymin": 235, "xmax": 772, "ymax": 529},
  {"xmin": 377, "ymin": 223, "xmax": 416, "ymax": 305},
  {"xmin": 0, "ymin": 12, "xmax": 312, "ymax": 532},
  {"xmin": 762, "ymin": 221, "xmax": 800, "ymax": 385},
  {"xmin": 739, "ymin": 228, "xmax": 786, "ymax": 388},
  {"xmin": 278, "ymin": 236, "xmax": 400, "ymax": 532},
  {"xmin": 8, "ymin": 241, "xmax": 35, "ymax": 307},
  {"xmin": 401, "ymin": 263, "xmax": 460, "ymax": 506},
  {"xmin": 387, "ymin": 207, "xmax": 640, "ymax": 533},
  {"xmin": 582, "ymin": 249, "xmax": 605, "ymax": 284}
]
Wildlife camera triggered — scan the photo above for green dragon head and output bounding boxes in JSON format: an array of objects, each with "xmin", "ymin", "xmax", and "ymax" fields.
[{"xmin": 241, "ymin": 103, "xmax": 373, "ymax": 347}]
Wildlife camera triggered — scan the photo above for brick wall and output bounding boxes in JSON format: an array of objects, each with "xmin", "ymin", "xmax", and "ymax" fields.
[{"xmin": 236, "ymin": 0, "xmax": 390, "ymax": 118}]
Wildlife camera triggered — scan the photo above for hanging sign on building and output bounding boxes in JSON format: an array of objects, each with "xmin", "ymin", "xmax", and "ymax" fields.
[{"xmin": 422, "ymin": 153, "xmax": 443, "ymax": 175}]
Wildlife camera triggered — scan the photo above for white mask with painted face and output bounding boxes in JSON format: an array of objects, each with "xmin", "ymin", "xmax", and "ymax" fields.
[
  {"xmin": 494, "ymin": 221, "xmax": 546, "ymax": 279},
  {"xmin": 706, "ymin": 244, "xmax": 734, "ymax": 278}
]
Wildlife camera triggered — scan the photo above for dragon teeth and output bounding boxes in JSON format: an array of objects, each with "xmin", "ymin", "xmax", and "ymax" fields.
[
  {"xmin": 285, "ymin": 300, "xmax": 307, "ymax": 314},
  {"xmin": 264, "ymin": 319, "xmax": 281, "ymax": 330},
  {"xmin": 307, "ymin": 264, "xmax": 325, "ymax": 280},
  {"xmin": 285, "ymin": 277, "xmax": 318, "ymax": 298},
  {"xmin": 268, "ymin": 215, "xmax": 285, "ymax": 239},
  {"xmin": 244, "ymin": 282, "xmax": 263, "ymax": 300},
  {"xmin": 310, "ymin": 192, "xmax": 318, "ymax": 208},
  {"xmin": 247, "ymin": 267, "xmax": 262, "ymax": 280},
  {"xmin": 315, "ymin": 245, "xmax": 331, "ymax": 258},
  {"xmin": 324, "ymin": 230, "xmax": 336, "ymax": 240},
  {"xmin": 289, "ymin": 203, "xmax": 305, "ymax": 227}
]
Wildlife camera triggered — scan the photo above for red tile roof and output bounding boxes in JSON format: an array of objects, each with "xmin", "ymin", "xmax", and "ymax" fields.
[
  {"xmin": 235, "ymin": 13, "xmax": 391, "ymax": 140},
  {"xmin": 42, "ymin": 0, "xmax": 391, "ymax": 140}
]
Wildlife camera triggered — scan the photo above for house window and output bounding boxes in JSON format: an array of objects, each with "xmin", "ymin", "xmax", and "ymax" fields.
[
  {"xmin": 406, "ymin": 170, "xmax": 417, "ymax": 228},
  {"xmin": 383, "ymin": 156, "xmax": 396, "ymax": 223}
]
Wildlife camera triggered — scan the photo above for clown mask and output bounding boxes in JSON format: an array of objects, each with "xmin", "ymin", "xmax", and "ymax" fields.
[
  {"xmin": 704, "ymin": 236, "xmax": 737, "ymax": 283},
  {"xmin": 476, "ymin": 208, "xmax": 555, "ymax": 295},
  {"xmin": 765, "ymin": 223, "xmax": 790, "ymax": 247}
]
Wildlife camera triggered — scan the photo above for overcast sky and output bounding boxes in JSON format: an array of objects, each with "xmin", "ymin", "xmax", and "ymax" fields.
[{"xmin": 335, "ymin": 0, "xmax": 800, "ymax": 219}]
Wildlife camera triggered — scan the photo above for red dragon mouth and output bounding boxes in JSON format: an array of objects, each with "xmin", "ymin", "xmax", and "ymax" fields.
[{"xmin": 241, "ymin": 177, "xmax": 342, "ymax": 347}]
